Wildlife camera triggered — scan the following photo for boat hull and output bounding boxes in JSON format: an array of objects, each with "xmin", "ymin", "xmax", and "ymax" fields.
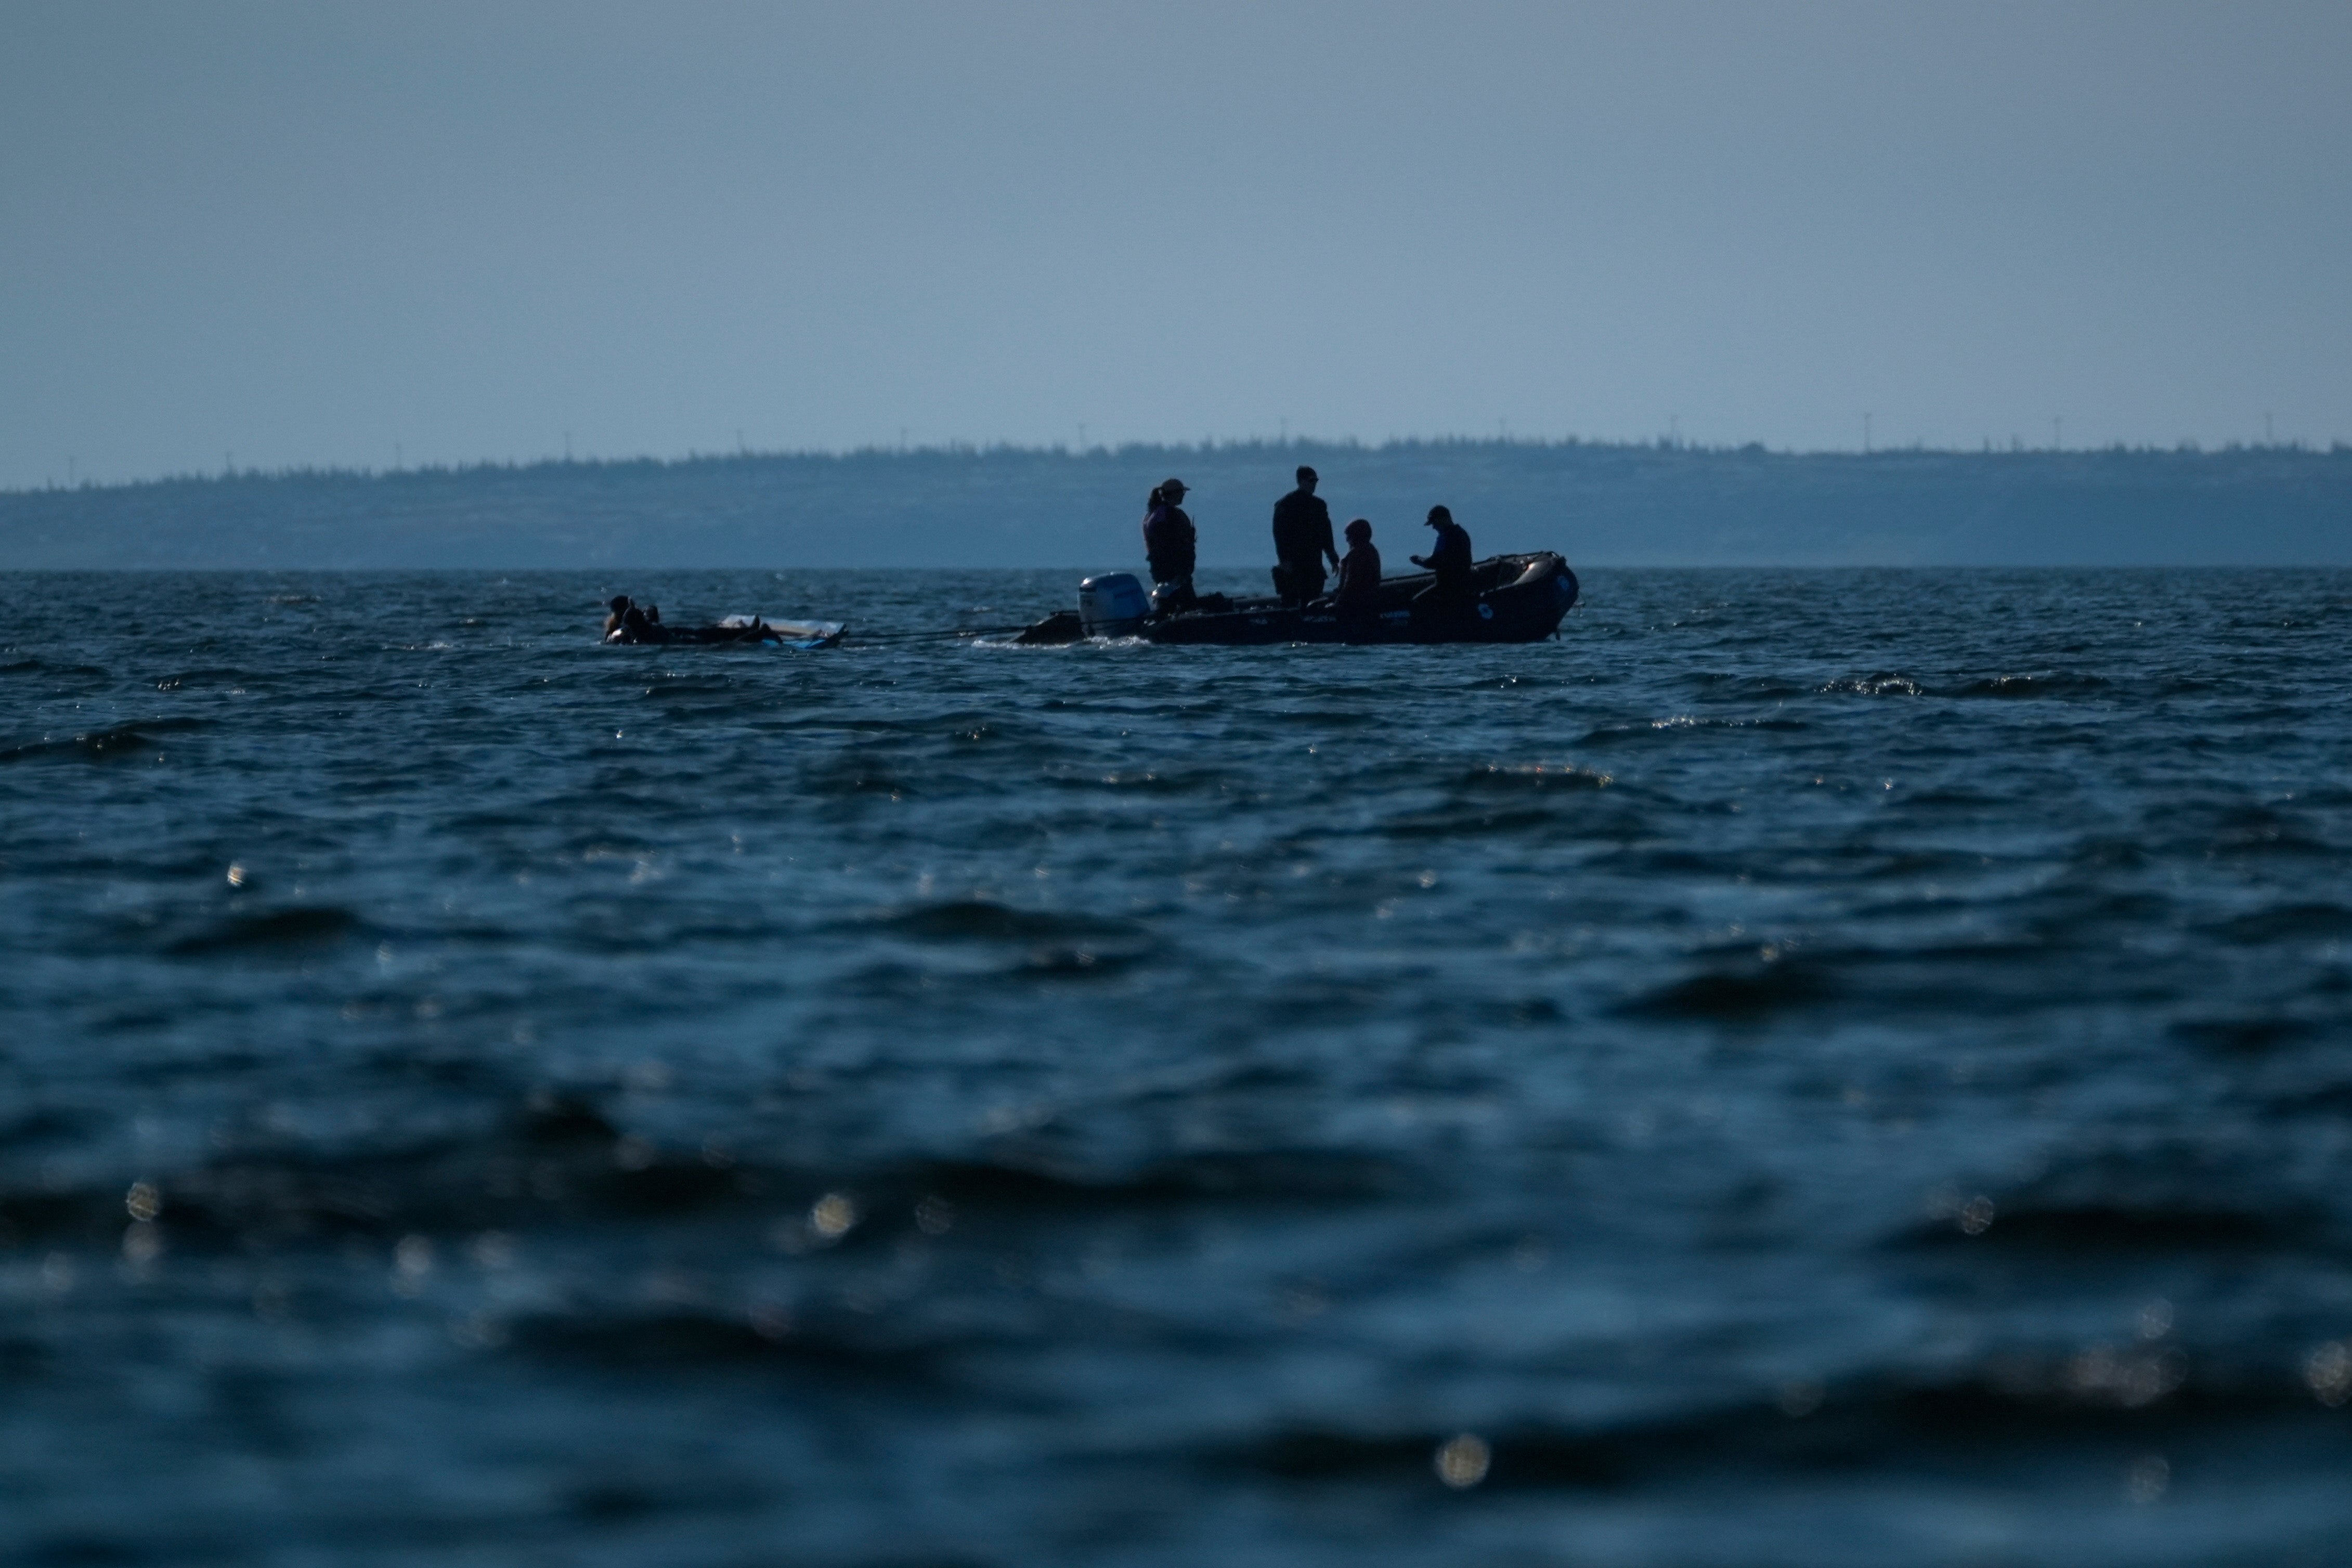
[{"xmin": 1142, "ymin": 553, "xmax": 1578, "ymax": 646}]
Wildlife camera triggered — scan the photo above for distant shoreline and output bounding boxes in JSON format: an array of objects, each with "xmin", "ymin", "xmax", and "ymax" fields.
[
  {"xmin": 10, "ymin": 433, "xmax": 2346, "ymax": 500},
  {"xmin": 6, "ymin": 439, "xmax": 2348, "ymax": 570}
]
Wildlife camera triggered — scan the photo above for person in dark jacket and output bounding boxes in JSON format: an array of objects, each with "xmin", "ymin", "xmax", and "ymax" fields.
[
  {"xmin": 611, "ymin": 604, "xmax": 668, "ymax": 644},
  {"xmin": 1409, "ymin": 505, "xmax": 1476, "ymax": 622},
  {"xmin": 1142, "ymin": 478, "xmax": 1199, "ymax": 613},
  {"xmin": 602, "ymin": 597, "xmax": 671, "ymax": 638},
  {"xmin": 1270, "ymin": 466, "xmax": 1339, "ymax": 607},
  {"xmin": 1332, "ymin": 518, "xmax": 1383, "ymax": 636}
]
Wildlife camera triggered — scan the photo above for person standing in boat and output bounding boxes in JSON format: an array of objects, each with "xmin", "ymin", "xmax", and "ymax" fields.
[
  {"xmin": 1332, "ymin": 517, "xmax": 1383, "ymax": 636},
  {"xmin": 1410, "ymin": 505, "xmax": 1476, "ymax": 622},
  {"xmin": 1143, "ymin": 478, "xmax": 1199, "ymax": 613},
  {"xmin": 1270, "ymin": 466, "xmax": 1340, "ymax": 608}
]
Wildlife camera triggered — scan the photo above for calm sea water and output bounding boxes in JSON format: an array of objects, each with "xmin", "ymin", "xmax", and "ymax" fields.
[{"xmin": 6, "ymin": 567, "xmax": 2352, "ymax": 1566}]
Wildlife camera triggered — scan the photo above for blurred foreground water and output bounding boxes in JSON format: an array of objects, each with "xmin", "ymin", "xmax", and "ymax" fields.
[{"xmin": 4, "ymin": 567, "xmax": 2352, "ymax": 1566}]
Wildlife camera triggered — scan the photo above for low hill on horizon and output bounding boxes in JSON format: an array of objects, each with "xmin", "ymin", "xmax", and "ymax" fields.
[{"xmin": 3, "ymin": 439, "xmax": 2348, "ymax": 570}]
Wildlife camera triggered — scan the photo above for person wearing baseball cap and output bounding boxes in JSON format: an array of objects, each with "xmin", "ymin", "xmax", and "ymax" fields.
[
  {"xmin": 1142, "ymin": 479, "xmax": 1198, "ymax": 612},
  {"xmin": 1409, "ymin": 504, "xmax": 1476, "ymax": 623}
]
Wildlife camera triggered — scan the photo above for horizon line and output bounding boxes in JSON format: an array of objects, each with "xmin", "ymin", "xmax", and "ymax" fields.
[{"xmin": 8, "ymin": 431, "xmax": 2349, "ymax": 501}]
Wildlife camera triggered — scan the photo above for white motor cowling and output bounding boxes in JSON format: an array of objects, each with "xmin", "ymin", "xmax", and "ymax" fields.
[{"xmin": 1078, "ymin": 572, "xmax": 1150, "ymax": 637}]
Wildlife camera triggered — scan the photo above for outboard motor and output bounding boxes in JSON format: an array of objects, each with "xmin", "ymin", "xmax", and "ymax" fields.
[{"xmin": 1078, "ymin": 573, "xmax": 1151, "ymax": 637}]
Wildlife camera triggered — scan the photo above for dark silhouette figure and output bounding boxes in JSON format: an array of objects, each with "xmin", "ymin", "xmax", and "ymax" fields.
[
  {"xmin": 1143, "ymin": 478, "xmax": 1199, "ymax": 613},
  {"xmin": 1332, "ymin": 517, "xmax": 1383, "ymax": 636},
  {"xmin": 1410, "ymin": 505, "xmax": 1475, "ymax": 623},
  {"xmin": 1270, "ymin": 466, "xmax": 1339, "ymax": 607}
]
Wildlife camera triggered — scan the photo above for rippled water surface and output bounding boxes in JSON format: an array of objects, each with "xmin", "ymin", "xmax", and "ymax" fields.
[{"xmin": 7, "ymin": 567, "xmax": 2352, "ymax": 1566}]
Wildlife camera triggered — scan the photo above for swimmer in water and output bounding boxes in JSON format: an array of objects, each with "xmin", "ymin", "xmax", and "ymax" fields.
[{"xmin": 615, "ymin": 605, "xmax": 666, "ymax": 643}]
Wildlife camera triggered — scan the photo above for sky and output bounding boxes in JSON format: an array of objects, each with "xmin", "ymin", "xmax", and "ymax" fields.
[{"xmin": 3, "ymin": 0, "xmax": 2348, "ymax": 489}]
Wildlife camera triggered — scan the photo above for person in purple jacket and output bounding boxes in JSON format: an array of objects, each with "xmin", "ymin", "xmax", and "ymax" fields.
[{"xmin": 1331, "ymin": 517, "xmax": 1384, "ymax": 637}]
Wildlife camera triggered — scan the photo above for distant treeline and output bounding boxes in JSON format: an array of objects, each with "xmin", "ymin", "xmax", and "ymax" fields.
[{"xmin": 3, "ymin": 438, "xmax": 2348, "ymax": 569}]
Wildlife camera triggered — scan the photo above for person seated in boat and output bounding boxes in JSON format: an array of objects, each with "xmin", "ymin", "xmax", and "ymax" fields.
[
  {"xmin": 603, "ymin": 595, "xmax": 633, "ymax": 637},
  {"xmin": 1410, "ymin": 505, "xmax": 1476, "ymax": 621},
  {"xmin": 1271, "ymin": 466, "xmax": 1340, "ymax": 608},
  {"xmin": 1331, "ymin": 518, "xmax": 1383, "ymax": 632},
  {"xmin": 1143, "ymin": 478, "xmax": 1199, "ymax": 614}
]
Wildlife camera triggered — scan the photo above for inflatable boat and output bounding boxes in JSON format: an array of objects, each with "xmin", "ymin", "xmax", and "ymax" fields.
[
  {"xmin": 1015, "ymin": 553, "xmax": 1578, "ymax": 646},
  {"xmin": 605, "ymin": 615, "xmax": 846, "ymax": 649}
]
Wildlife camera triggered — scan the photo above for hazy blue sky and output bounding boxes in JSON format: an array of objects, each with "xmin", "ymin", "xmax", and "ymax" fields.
[{"xmin": 4, "ymin": 1, "xmax": 2347, "ymax": 487}]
